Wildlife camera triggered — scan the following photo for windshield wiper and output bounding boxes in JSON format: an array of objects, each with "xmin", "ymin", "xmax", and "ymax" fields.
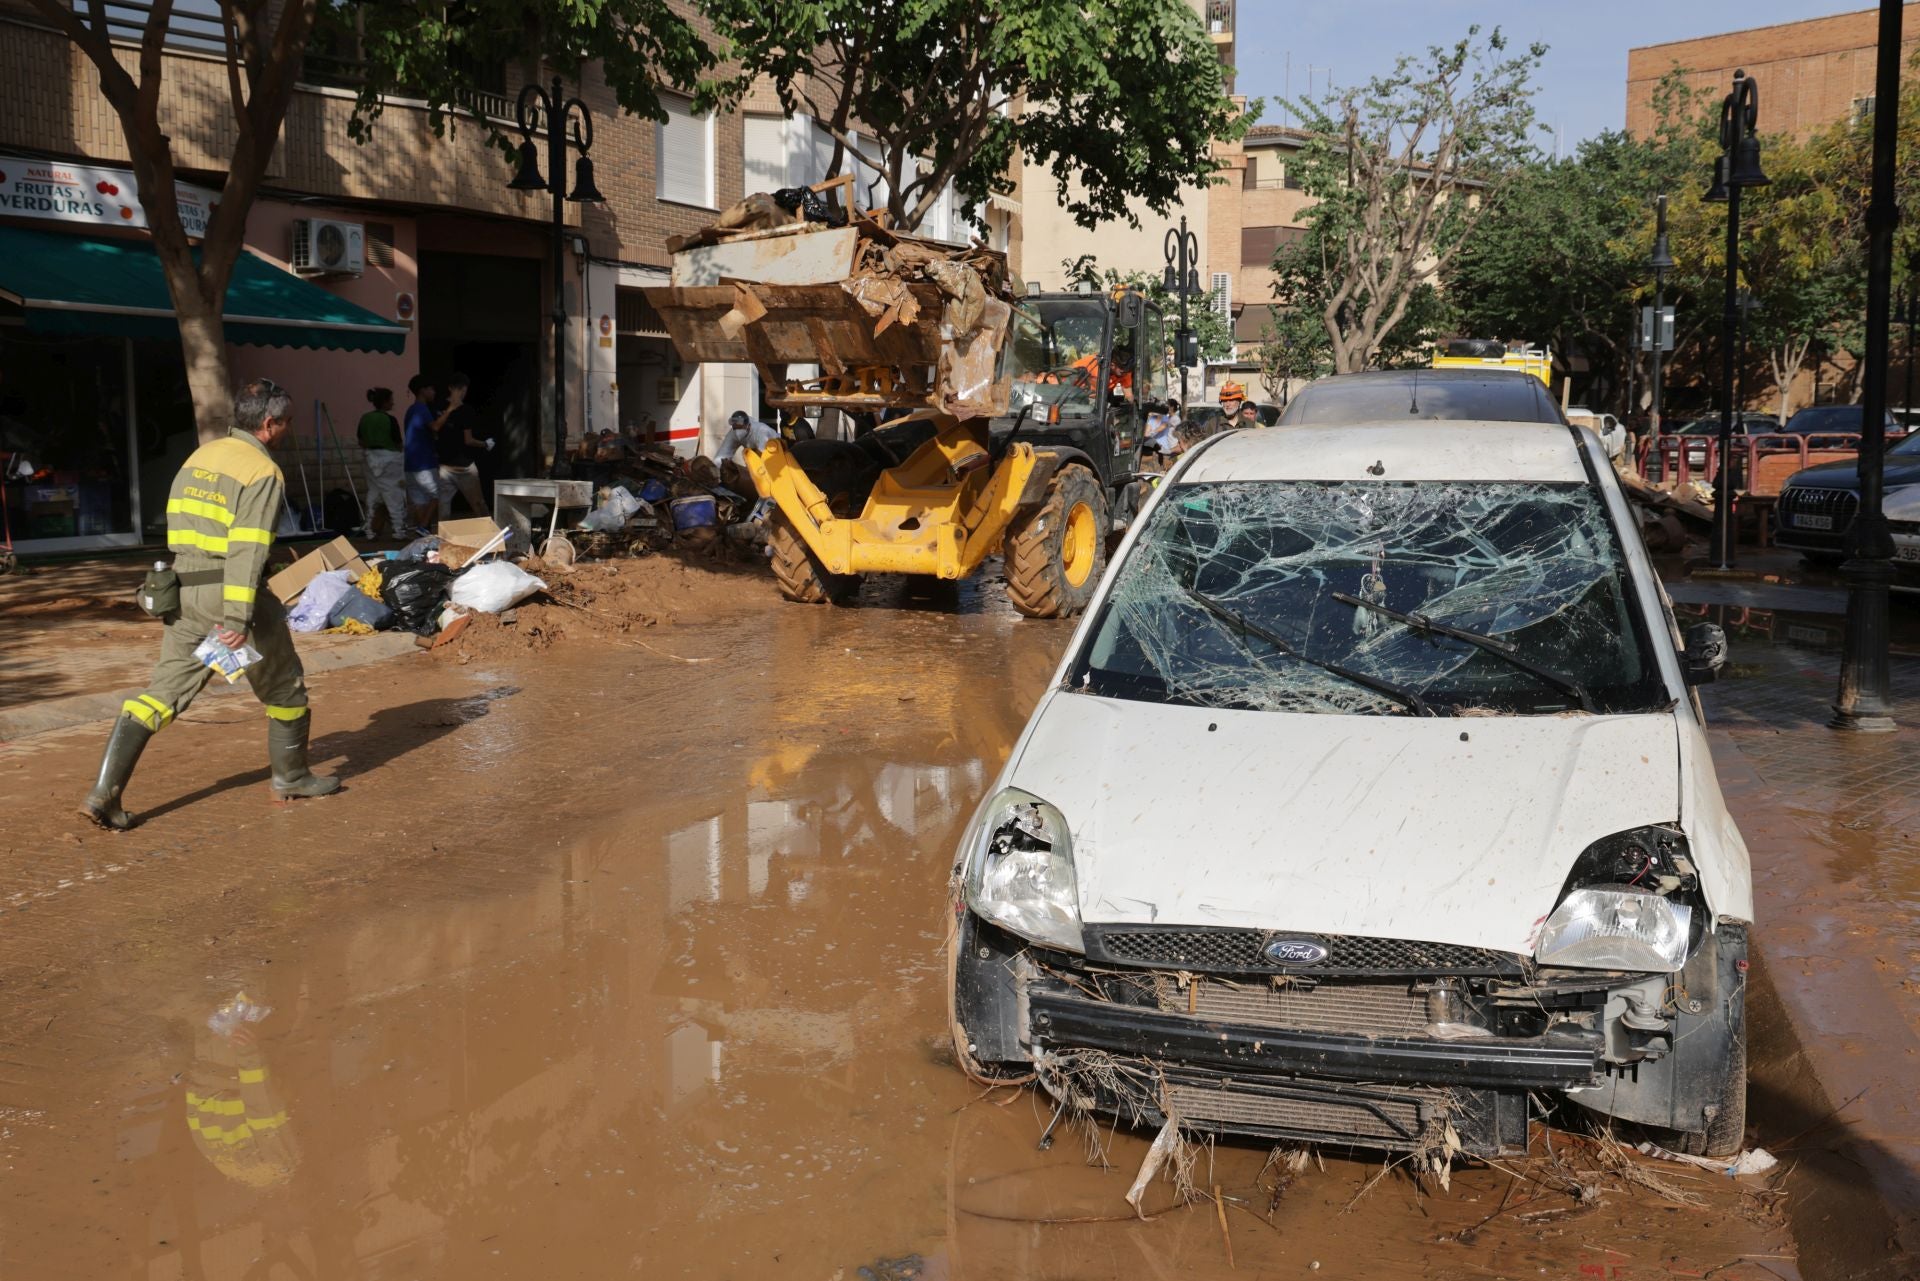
[
  {"xmin": 1330, "ymin": 591, "xmax": 1597, "ymax": 712},
  {"xmin": 1178, "ymin": 582, "xmax": 1435, "ymax": 716}
]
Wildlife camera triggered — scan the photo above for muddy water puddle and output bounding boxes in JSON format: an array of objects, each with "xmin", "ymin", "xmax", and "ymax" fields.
[{"xmin": 2, "ymin": 596, "xmax": 1793, "ymax": 1278}]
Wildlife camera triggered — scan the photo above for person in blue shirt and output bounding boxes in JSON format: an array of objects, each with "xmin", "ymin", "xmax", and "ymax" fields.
[{"xmin": 402, "ymin": 374, "xmax": 448, "ymax": 534}]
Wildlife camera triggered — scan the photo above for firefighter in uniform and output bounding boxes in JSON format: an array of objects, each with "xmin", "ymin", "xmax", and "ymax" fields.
[{"xmin": 81, "ymin": 378, "xmax": 339, "ymax": 829}]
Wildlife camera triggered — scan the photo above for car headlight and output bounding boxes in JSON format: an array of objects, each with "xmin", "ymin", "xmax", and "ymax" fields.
[
  {"xmin": 1535, "ymin": 887, "xmax": 1692, "ymax": 970},
  {"xmin": 961, "ymin": 787, "xmax": 1083, "ymax": 953}
]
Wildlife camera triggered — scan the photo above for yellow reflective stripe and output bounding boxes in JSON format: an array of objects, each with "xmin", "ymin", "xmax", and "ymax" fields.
[
  {"xmin": 166, "ymin": 497, "xmax": 234, "ymax": 526},
  {"xmin": 229, "ymin": 526, "xmax": 273, "ymax": 546},
  {"xmin": 237, "ymin": 1066, "xmax": 267, "ymax": 1085},
  {"xmin": 246, "ymin": 1111, "xmax": 288, "ymax": 1131},
  {"xmin": 263, "ymin": 705, "xmax": 308, "ymax": 722},
  {"xmin": 187, "ymin": 1095, "xmax": 245, "ymax": 1117},
  {"xmin": 224, "ymin": 584, "xmax": 257, "ymax": 605},
  {"xmin": 168, "ymin": 529, "xmax": 229, "ymax": 554},
  {"xmin": 122, "ymin": 698, "xmax": 170, "ymax": 730}
]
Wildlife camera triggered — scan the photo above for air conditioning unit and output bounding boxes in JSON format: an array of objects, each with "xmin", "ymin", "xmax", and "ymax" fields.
[{"xmin": 290, "ymin": 218, "xmax": 364, "ymax": 277}]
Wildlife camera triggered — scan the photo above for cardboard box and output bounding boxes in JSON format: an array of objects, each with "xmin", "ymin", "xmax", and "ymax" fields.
[
  {"xmin": 268, "ymin": 535, "xmax": 368, "ymax": 604},
  {"xmin": 437, "ymin": 517, "xmax": 504, "ymax": 550}
]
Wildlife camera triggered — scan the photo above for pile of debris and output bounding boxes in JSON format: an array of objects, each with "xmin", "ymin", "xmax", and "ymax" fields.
[
  {"xmin": 560, "ymin": 442, "xmax": 772, "ymax": 566},
  {"xmin": 647, "ymin": 181, "xmax": 1017, "ymax": 421}
]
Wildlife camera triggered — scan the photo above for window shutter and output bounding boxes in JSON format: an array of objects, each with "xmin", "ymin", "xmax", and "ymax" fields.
[
  {"xmin": 1211, "ymin": 272, "xmax": 1232, "ymax": 318},
  {"xmin": 744, "ymin": 116, "xmax": 787, "ymax": 194},
  {"xmin": 657, "ymin": 95, "xmax": 711, "ymax": 206}
]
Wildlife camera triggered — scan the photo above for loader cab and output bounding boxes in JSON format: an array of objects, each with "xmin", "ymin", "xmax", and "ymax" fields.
[{"xmin": 1001, "ymin": 290, "xmax": 1161, "ymax": 489}]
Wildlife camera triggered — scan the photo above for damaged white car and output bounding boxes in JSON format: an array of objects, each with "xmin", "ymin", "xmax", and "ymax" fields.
[{"xmin": 950, "ymin": 420, "xmax": 1752, "ymax": 1159}]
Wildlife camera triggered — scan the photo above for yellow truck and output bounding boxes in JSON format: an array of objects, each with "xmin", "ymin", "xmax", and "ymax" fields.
[
  {"xmin": 644, "ymin": 211, "xmax": 1167, "ymax": 617},
  {"xmin": 1431, "ymin": 338, "xmax": 1553, "ymax": 387}
]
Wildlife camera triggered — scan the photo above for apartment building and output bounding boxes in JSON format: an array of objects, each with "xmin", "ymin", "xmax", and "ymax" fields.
[
  {"xmin": 1016, "ymin": 0, "xmax": 1240, "ymax": 396},
  {"xmin": 0, "ymin": 4, "xmax": 1011, "ymax": 553},
  {"xmin": 1627, "ymin": 4, "xmax": 1920, "ymax": 141}
]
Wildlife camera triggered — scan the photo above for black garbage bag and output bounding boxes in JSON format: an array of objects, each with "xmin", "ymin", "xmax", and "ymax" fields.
[
  {"xmin": 771, "ymin": 185, "xmax": 848, "ymax": 228},
  {"xmin": 380, "ymin": 562, "xmax": 455, "ymax": 635}
]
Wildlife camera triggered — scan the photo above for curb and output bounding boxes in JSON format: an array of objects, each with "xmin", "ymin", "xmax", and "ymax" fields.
[
  {"xmin": 1712, "ymin": 734, "xmax": 1920, "ymax": 1280},
  {"xmin": 0, "ymin": 632, "xmax": 421, "ymax": 743}
]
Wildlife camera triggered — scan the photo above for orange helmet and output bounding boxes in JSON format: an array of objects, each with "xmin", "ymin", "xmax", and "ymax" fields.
[{"xmin": 1219, "ymin": 380, "xmax": 1247, "ymax": 403}]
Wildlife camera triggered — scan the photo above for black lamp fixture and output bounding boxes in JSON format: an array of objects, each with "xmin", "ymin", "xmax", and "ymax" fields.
[
  {"xmin": 1162, "ymin": 215, "xmax": 1203, "ymax": 403},
  {"xmin": 509, "ymin": 76, "xmax": 604, "ymax": 477},
  {"xmin": 1706, "ymin": 69, "xmax": 1769, "ymax": 570}
]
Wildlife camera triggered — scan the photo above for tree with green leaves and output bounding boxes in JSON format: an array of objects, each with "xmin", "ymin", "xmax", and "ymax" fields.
[
  {"xmin": 695, "ymin": 0, "xmax": 1245, "ymax": 234},
  {"xmin": 1268, "ymin": 220, "xmax": 1452, "ymax": 377},
  {"xmin": 1275, "ymin": 26, "xmax": 1544, "ymax": 373},
  {"xmin": 1060, "ymin": 254, "xmax": 1236, "ymax": 365},
  {"xmin": 25, "ymin": 0, "xmax": 708, "ymax": 440}
]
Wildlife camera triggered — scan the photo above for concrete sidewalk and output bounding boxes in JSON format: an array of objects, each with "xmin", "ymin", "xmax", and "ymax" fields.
[{"xmin": 1704, "ymin": 644, "xmax": 1920, "ymax": 1278}]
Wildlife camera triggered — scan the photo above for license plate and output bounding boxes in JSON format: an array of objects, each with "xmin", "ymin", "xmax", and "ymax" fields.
[
  {"xmin": 1793, "ymin": 514, "xmax": 1834, "ymax": 530},
  {"xmin": 1898, "ymin": 545, "xmax": 1920, "ymax": 563}
]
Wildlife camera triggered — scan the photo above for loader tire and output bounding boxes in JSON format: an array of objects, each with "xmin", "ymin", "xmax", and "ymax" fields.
[
  {"xmin": 769, "ymin": 513, "xmax": 861, "ymax": 605},
  {"xmin": 1005, "ymin": 467, "xmax": 1108, "ymax": 619}
]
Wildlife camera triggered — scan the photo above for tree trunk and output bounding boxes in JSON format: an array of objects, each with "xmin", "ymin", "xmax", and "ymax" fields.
[{"xmin": 179, "ymin": 306, "xmax": 235, "ymax": 443}]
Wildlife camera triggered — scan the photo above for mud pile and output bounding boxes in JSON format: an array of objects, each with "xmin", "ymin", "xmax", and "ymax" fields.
[{"xmin": 437, "ymin": 553, "xmax": 776, "ymax": 660}]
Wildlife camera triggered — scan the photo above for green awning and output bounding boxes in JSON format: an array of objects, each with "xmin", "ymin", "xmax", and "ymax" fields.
[{"xmin": 0, "ymin": 223, "xmax": 409, "ymax": 354}]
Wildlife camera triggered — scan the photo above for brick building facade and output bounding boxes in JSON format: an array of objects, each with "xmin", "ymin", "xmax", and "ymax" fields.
[
  {"xmin": 1627, "ymin": 5, "xmax": 1920, "ymax": 140},
  {"xmin": 0, "ymin": 4, "xmax": 1012, "ymax": 552}
]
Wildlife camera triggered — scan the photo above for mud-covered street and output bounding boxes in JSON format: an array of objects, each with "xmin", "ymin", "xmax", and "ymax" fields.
[{"xmin": 0, "ymin": 571, "xmax": 1813, "ymax": 1280}]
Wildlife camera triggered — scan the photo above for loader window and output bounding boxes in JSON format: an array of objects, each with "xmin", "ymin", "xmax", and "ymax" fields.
[
  {"xmin": 1143, "ymin": 310, "xmax": 1169, "ymax": 402},
  {"xmin": 1010, "ymin": 298, "xmax": 1113, "ymax": 420}
]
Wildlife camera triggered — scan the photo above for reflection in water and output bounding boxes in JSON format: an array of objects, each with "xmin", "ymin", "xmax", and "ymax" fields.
[{"xmin": 186, "ymin": 996, "xmax": 298, "ymax": 1190}]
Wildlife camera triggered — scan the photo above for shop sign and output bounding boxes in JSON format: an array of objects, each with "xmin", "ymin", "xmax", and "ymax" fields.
[
  {"xmin": 598, "ymin": 313, "xmax": 614, "ymax": 348},
  {"xmin": 0, "ymin": 154, "xmax": 216, "ymax": 238},
  {"xmin": 395, "ymin": 292, "xmax": 416, "ymax": 322}
]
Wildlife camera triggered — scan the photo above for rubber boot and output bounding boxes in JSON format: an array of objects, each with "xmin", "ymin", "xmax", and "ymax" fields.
[
  {"xmin": 80, "ymin": 714, "xmax": 153, "ymax": 830},
  {"xmin": 267, "ymin": 713, "xmax": 341, "ymax": 800}
]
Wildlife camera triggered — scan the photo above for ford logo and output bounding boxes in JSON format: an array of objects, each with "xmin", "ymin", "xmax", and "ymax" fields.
[{"xmin": 1263, "ymin": 938, "xmax": 1330, "ymax": 965}]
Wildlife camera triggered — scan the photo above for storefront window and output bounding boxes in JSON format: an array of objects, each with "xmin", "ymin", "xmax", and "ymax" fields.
[{"xmin": 0, "ymin": 330, "xmax": 138, "ymax": 546}]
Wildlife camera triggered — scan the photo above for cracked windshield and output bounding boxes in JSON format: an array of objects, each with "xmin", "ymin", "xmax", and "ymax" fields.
[{"xmin": 1075, "ymin": 480, "xmax": 1667, "ymax": 716}]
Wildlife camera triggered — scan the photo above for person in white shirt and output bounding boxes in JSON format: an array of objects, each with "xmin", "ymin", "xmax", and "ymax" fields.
[{"xmin": 715, "ymin": 410, "xmax": 781, "ymax": 462}]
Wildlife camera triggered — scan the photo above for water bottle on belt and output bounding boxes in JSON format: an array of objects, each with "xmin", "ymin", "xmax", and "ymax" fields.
[{"xmin": 138, "ymin": 560, "xmax": 179, "ymax": 619}]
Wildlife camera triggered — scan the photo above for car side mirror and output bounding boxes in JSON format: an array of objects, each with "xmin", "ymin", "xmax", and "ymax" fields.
[{"xmin": 1682, "ymin": 622, "xmax": 1727, "ymax": 685}]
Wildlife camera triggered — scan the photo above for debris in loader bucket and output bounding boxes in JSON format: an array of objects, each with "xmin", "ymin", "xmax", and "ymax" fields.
[{"xmin": 643, "ymin": 193, "xmax": 1015, "ymax": 420}]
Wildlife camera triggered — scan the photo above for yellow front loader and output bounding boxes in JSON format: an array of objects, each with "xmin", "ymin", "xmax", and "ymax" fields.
[{"xmin": 644, "ymin": 216, "xmax": 1157, "ymax": 617}]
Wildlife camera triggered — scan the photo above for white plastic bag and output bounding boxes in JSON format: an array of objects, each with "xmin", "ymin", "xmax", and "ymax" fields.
[
  {"xmin": 580, "ymin": 485, "xmax": 645, "ymax": 532},
  {"xmin": 193, "ymin": 632, "xmax": 263, "ymax": 683},
  {"xmin": 286, "ymin": 568, "xmax": 355, "ymax": 632},
  {"xmin": 449, "ymin": 561, "xmax": 548, "ymax": 613}
]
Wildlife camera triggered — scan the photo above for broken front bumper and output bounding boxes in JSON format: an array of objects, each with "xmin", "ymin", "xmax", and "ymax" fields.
[
  {"xmin": 953, "ymin": 911, "xmax": 1622, "ymax": 1156},
  {"xmin": 1027, "ymin": 983, "xmax": 1598, "ymax": 1156}
]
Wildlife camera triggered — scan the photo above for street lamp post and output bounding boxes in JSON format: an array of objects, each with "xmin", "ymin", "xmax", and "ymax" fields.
[
  {"xmin": 1647, "ymin": 195, "xmax": 1674, "ymax": 442},
  {"xmin": 509, "ymin": 76, "xmax": 605, "ymax": 479},
  {"xmin": 1163, "ymin": 216, "xmax": 1202, "ymax": 404},
  {"xmin": 1832, "ymin": 0, "xmax": 1904, "ymax": 733},
  {"xmin": 1703, "ymin": 70, "xmax": 1768, "ymax": 570}
]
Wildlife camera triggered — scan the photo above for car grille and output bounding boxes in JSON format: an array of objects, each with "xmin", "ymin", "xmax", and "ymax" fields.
[
  {"xmin": 1084, "ymin": 925, "xmax": 1523, "ymax": 977},
  {"xmin": 1164, "ymin": 1078, "xmax": 1440, "ymax": 1145},
  {"xmin": 1152, "ymin": 976, "xmax": 1427, "ymax": 1035},
  {"xmin": 1778, "ymin": 486, "xmax": 1860, "ymax": 533}
]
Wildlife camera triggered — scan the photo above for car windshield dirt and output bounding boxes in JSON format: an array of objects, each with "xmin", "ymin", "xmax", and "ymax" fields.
[{"xmin": 1072, "ymin": 479, "xmax": 1668, "ymax": 716}]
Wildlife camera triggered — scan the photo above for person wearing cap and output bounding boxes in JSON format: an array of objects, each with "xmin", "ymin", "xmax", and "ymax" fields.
[
  {"xmin": 715, "ymin": 409, "xmax": 781, "ymax": 462},
  {"xmin": 1218, "ymin": 380, "xmax": 1248, "ymax": 421}
]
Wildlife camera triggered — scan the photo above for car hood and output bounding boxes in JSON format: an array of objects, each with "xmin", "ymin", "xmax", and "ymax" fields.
[
  {"xmin": 1007, "ymin": 691, "xmax": 1682, "ymax": 956},
  {"xmin": 1788, "ymin": 455, "xmax": 1920, "ymax": 490}
]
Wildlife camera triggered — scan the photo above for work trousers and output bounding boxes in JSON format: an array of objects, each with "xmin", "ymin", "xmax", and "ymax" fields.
[
  {"xmin": 438, "ymin": 462, "xmax": 485, "ymax": 518},
  {"xmin": 362, "ymin": 449, "xmax": 407, "ymax": 537},
  {"xmin": 121, "ymin": 578, "xmax": 309, "ymax": 733}
]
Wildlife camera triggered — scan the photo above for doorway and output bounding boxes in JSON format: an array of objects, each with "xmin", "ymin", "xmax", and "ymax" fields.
[{"xmin": 418, "ymin": 252, "xmax": 542, "ymax": 491}]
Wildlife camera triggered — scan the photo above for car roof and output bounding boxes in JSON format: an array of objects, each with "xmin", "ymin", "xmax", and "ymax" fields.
[
  {"xmin": 1182, "ymin": 422, "xmax": 1591, "ymax": 484},
  {"xmin": 1279, "ymin": 369, "xmax": 1564, "ymax": 425}
]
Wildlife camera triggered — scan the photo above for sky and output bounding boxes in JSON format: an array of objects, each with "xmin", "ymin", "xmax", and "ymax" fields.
[{"xmin": 1235, "ymin": 1, "xmax": 1852, "ymax": 152}]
